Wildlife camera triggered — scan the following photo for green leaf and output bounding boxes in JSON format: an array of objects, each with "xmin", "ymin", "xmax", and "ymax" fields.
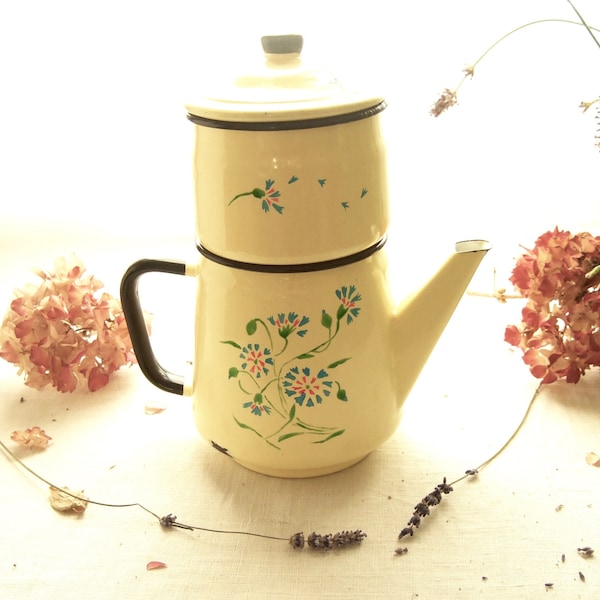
[
  {"xmin": 233, "ymin": 416, "xmax": 263, "ymax": 437},
  {"xmin": 253, "ymin": 392, "xmax": 263, "ymax": 404},
  {"xmin": 321, "ymin": 311, "xmax": 333, "ymax": 329},
  {"xmin": 228, "ymin": 367, "xmax": 239, "ymax": 379},
  {"xmin": 327, "ymin": 357, "xmax": 351, "ymax": 369},
  {"xmin": 289, "ymin": 404, "xmax": 296, "ymax": 420},
  {"xmin": 297, "ymin": 353, "xmax": 314, "ymax": 359},
  {"xmin": 336, "ymin": 305, "xmax": 348, "ymax": 320},
  {"xmin": 246, "ymin": 319, "xmax": 258, "ymax": 335},
  {"xmin": 313, "ymin": 429, "xmax": 345, "ymax": 443},
  {"xmin": 278, "ymin": 432, "xmax": 304, "ymax": 442},
  {"xmin": 336, "ymin": 389, "xmax": 348, "ymax": 402},
  {"xmin": 221, "ymin": 340, "xmax": 242, "ymax": 349}
]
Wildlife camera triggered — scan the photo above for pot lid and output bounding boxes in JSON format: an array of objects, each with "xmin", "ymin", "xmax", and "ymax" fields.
[{"xmin": 185, "ymin": 34, "xmax": 385, "ymax": 125}]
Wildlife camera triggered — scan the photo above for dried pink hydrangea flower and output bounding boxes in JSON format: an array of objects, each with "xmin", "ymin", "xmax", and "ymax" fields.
[
  {"xmin": 505, "ymin": 228, "xmax": 600, "ymax": 384},
  {"xmin": 0, "ymin": 254, "xmax": 148, "ymax": 393}
]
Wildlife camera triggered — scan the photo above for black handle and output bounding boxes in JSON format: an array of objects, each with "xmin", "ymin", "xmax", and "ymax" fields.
[{"xmin": 120, "ymin": 259, "xmax": 188, "ymax": 395}]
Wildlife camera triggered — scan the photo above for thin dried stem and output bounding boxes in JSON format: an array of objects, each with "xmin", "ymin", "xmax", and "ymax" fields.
[
  {"xmin": 458, "ymin": 19, "xmax": 600, "ymax": 92},
  {"xmin": 449, "ymin": 382, "xmax": 542, "ymax": 486},
  {"xmin": 0, "ymin": 438, "xmax": 364, "ymax": 550},
  {"xmin": 0, "ymin": 438, "xmax": 162, "ymax": 521},
  {"xmin": 396, "ymin": 383, "xmax": 543, "ymax": 548},
  {"xmin": 466, "ymin": 267, "xmax": 522, "ymax": 302},
  {"xmin": 432, "ymin": 18, "xmax": 600, "ymax": 117},
  {"xmin": 566, "ymin": 0, "xmax": 600, "ymax": 50}
]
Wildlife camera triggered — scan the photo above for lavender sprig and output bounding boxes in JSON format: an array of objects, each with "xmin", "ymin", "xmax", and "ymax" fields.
[
  {"xmin": 395, "ymin": 385, "xmax": 542, "ymax": 554},
  {"xmin": 398, "ymin": 476, "xmax": 456, "ymax": 541},
  {"xmin": 289, "ymin": 530, "xmax": 367, "ymax": 550},
  {"xmin": 0, "ymin": 438, "xmax": 365, "ymax": 553}
]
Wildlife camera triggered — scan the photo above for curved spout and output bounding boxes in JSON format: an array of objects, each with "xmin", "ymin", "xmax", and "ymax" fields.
[{"xmin": 392, "ymin": 240, "xmax": 491, "ymax": 403}]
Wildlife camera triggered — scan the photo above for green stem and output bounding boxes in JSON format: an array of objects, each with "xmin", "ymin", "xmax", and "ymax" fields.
[
  {"xmin": 233, "ymin": 417, "xmax": 280, "ymax": 449},
  {"xmin": 566, "ymin": 0, "xmax": 600, "ymax": 50},
  {"xmin": 295, "ymin": 418, "xmax": 337, "ymax": 433},
  {"xmin": 256, "ymin": 390, "xmax": 286, "ymax": 419},
  {"xmin": 228, "ymin": 191, "xmax": 253, "ymax": 206},
  {"xmin": 251, "ymin": 376, "xmax": 287, "ymax": 417},
  {"xmin": 229, "ymin": 188, "xmax": 266, "ymax": 206},
  {"xmin": 237, "ymin": 372, "xmax": 260, "ymax": 394},
  {"xmin": 255, "ymin": 318, "xmax": 274, "ymax": 350},
  {"xmin": 265, "ymin": 413, "xmax": 296, "ymax": 441},
  {"xmin": 274, "ymin": 336, "xmax": 288, "ymax": 357},
  {"xmin": 307, "ymin": 318, "xmax": 341, "ymax": 355},
  {"xmin": 276, "ymin": 377, "xmax": 289, "ymax": 413}
]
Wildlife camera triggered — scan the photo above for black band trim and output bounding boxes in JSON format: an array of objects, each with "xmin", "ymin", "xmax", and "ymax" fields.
[
  {"xmin": 187, "ymin": 100, "xmax": 387, "ymax": 131},
  {"xmin": 196, "ymin": 237, "xmax": 386, "ymax": 273}
]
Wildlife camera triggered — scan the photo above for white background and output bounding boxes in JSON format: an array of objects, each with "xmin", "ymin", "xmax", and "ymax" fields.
[{"xmin": 0, "ymin": 0, "xmax": 599, "ymax": 286}]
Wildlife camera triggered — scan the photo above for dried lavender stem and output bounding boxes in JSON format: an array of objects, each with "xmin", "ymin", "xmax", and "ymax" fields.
[
  {"xmin": 457, "ymin": 19, "xmax": 600, "ymax": 93},
  {"xmin": 449, "ymin": 383, "xmax": 542, "ymax": 486},
  {"xmin": 0, "ymin": 439, "xmax": 364, "ymax": 550},
  {"xmin": 397, "ymin": 383, "xmax": 542, "ymax": 547},
  {"xmin": 432, "ymin": 19, "xmax": 600, "ymax": 117},
  {"xmin": 0, "ymin": 438, "xmax": 163, "ymax": 521}
]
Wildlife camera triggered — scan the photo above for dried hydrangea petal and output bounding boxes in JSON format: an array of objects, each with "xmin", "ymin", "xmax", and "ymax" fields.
[
  {"xmin": 49, "ymin": 486, "xmax": 88, "ymax": 513},
  {"xmin": 0, "ymin": 254, "xmax": 151, "ymax": 393},
  {"xmin": 11, "ymin": 426, "xmax": 52, "ymax": 448},
  {"xmin": 505, "ymin": 228, "xmax": 600, "ymax": 384},
  {"xmin": 585, "ymin": 452, "xmax": 600, "ymax": 467}
]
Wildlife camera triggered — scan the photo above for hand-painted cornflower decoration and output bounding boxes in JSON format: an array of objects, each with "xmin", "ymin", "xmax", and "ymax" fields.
[
  {"xmin": 261, "ymin": 180, "xmax": 283, "ymax": 214},
  {"xmin": 228, "ymin": 179, "xmax": 284, "ymax": 214},
  {"xmin": 239, "ymin": 343, "xmax": 273, "ymax": 378},
  {"xmin": 242, "ymin": 394, "xmax": 272, "ymax": 416},
  {"xmin": 282, "ymin": 366, "xmax": 333, "ymax": 407},
  {"xmin": 335, "ymin": 285, "xmax": 362, "ymax": 324},
  {"xmin": 268, "ymin": 312, "xmax": 310, "ymax": 339}
]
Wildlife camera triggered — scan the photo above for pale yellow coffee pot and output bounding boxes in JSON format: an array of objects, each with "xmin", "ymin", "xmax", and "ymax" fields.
[{"xmin": 121, "ymin": 35, "xmax": 490, "ymax": 477}]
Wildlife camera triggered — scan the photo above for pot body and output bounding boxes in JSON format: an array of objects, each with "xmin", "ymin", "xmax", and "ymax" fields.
[
  {"xmin": 189, "ymin": 249, "xmax": 400, "ymax": 477},
  {"xmin": 120, "ymin": 36, "xmax": 397, "ymax": 476},
  {"xmin": 192, "ymin": 110, "xmax": 389, "ymax": 264}
]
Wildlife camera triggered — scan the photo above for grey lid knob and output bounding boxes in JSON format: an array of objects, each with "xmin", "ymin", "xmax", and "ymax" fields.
[{"xmin": 261, "ymin": 34, "xmax": 303, "ymax": 54}]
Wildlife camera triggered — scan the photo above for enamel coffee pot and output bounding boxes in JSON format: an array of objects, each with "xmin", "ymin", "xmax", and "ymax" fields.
[{"xmin": 121, "ymin": 34, "xmax": 490, "ymax": 477}]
